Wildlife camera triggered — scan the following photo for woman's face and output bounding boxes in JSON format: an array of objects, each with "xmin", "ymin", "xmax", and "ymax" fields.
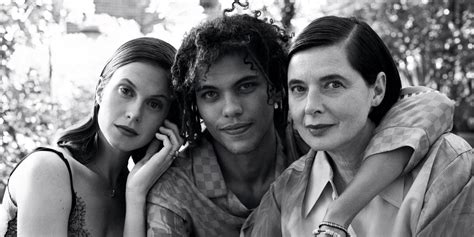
[
  {"xmin": 288, "ymin": 45, "xmax": 378, "ymax": 152},
  {"xmin": 98, "ymin": 62, "xmax": 172, "ymax": 152}
]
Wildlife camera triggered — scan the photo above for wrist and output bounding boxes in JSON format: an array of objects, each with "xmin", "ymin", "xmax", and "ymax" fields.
[
  {"xmin": 125, "ymin": 190, "xmax": 147, "ymax": 205},
  {"xmin": 323, "ymin": 202, "xmax": 354, "ymax": 228},
  {"xmin": 313, "ymin": 221, "xmax": 350, "ymax": 237}
]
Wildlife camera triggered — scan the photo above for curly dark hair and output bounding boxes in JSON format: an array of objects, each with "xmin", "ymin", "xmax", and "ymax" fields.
[{"xmin": 172, "ymin": 13, "xmax": 291, "ymax": 146}]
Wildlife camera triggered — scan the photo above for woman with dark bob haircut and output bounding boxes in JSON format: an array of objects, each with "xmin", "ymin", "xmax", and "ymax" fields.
[
  {"xmin": 0, "ymin": 37, "xmax": 184, "ymax": 236},
  {"xmin": 243, "ymin": 16, "xmax": 473, "ymax": 237},
  {"xmin": 289, "ymin": 15, "xmax": 401, "ymax": 126}
]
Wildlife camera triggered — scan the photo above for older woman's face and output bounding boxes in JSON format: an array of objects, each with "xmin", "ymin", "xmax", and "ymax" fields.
[{"xmin": 288, "ymin": 45, "xmax": 377, "ymax": 152}]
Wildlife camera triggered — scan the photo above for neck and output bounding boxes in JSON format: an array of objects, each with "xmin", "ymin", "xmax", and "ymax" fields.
[
  {"xmin": 91, "ymin": 131, "xmax": 131, "ymax": 188},
  {"xmin": 327, "ymin": 121, "xmax": 375, "ymax": 192},
  {"xmin": 213, "ymin": 127, "xmax": 277, "ymax": 186},
  {"xmin": 212, "ymin": 127, "xmax": 278, "ymax": 209}
]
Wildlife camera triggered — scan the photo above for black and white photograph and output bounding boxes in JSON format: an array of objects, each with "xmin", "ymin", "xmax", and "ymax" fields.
[{"xmin": 0, "ymin": 0, "xmax": 472, "ymax": 236}]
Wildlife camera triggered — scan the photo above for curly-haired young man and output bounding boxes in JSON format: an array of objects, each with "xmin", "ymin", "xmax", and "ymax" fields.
[{"xmin": 145, "ymin": 14, "xmax": 298, "ymax": 237}]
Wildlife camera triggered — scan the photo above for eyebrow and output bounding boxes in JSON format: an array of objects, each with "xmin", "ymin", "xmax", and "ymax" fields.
[
  {"xmin": 120, "ymin": 78, "xmax": 136, "ymax": 88},
  {"xmin": 288, "ymin": 74, "xmax": 348, "ymax": 85},
  {"xmin": 319, "ymin": 74, "xmax": 347, "ymax": 82},
  {"xmin": 120, "ymin": 78, "xmax": 170, "ymax": 100},
  {"xmin": 237, "ymin": 75, "xmax": 260, "ymax": 83},
  {"xmin": 287, "ymin": 78, "xmax": 304, "ymax": 86},
  {"xmin": 196, "ymin": 75, "xmax": 260, "ymax": 91}
]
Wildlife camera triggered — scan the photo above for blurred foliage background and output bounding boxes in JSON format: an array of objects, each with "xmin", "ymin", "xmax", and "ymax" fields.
[{"xmin": 1, "ymin": 0, "xmax": 473, "ymax": 200}]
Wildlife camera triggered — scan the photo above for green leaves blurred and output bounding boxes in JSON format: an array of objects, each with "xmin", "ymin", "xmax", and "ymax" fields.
[
  {"xmin": 1, "ymin": 0, "xmax": 91, "ymax": 198},
  {"xmin": 347, "ymin": 0, "xmax": 472, "ymax": 102}
]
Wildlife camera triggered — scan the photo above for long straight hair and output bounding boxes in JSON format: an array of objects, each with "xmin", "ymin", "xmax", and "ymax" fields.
[{"xmin": 56, "ymin": 37, "xmax": 178, "ymax": 164}]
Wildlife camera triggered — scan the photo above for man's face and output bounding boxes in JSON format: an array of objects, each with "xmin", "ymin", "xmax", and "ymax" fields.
[{"xmin": 195, "ymin": 53, "xmax": 276, "ymax": 155}]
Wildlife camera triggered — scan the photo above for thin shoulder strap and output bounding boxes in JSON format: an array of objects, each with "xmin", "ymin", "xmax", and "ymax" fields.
[{"xmin": 7, "ymin": 147, "xmax": 76, "ymax": 209}]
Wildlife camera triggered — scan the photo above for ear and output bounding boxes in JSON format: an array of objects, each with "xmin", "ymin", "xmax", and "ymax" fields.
[
  {"xmin": 371, "ymin": 72, "xmax": 386, "ymax": 107},
  {"xmin": 95, "ymin": 76, "xmax": 105, "ymax": 105}
]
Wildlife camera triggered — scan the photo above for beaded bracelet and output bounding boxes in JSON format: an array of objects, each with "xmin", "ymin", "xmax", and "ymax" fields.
[
  {"xmin": 312, "ymin": 228, "xmax": 342, "ymax": 237},
  {"xmin": 318, "ymin": 221, "xmax": 350, "ymax": 237}
]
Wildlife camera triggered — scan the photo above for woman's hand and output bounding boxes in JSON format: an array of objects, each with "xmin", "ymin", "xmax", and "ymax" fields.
[
  {"xmin": 124, "ymin": 120, "xmax": 184, "ymax": 237},
  {"xmin": 126, "ymin": 120, "xmax": 184, "ymax": 198}
]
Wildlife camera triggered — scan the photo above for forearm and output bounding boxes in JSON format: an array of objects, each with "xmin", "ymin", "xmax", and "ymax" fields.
[
  {"xmin": 124, "ymin": 192, "xmax": 147, "ymax": 237},
  {"xmin": 324, "ymin": 147, "xmax": 413, "ymax": 227},
  {"xmin": 321, "ymin": 87, "xmax": 453, "ymax": 232}
]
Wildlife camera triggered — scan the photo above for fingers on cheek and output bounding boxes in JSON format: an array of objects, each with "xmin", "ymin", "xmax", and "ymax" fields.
[
  {"xmin": 155, "ymin": 133, "xmax": 170, "ymax": 144},
  {"xmin": 161, "ymin": 128, "xmax": 178, "ymax": 142},
  {"xmin": 164, "ymin": 120, "xmax": 181, "ymax": 137},
  {"xmin": 158, "ymin": 126, "xmax": 183, "ymax": 150},
  {"xmin": 155, "ymin": 133, "xmax": 163, "ymax": 140},
  {"xmin": 158, "ymin": 126, "xmax": 170, "ymax": 134},
  {"xmin": 160, "ymin": 128, "xmax": 177, "ymax": 145},
  {"xmin": 164, "ymin": 120, "xmax": 178, "ymax": 129}
]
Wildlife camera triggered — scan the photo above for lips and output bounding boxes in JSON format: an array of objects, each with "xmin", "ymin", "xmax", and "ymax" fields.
[
  {"xmin": 305, "ymin": 124, "xmax": 333, "ymax": 136},
  {"xmin": 115, "ymin": 124, "xmax": 138, "ymax": 137},
  {"xmin": 220, "ymin": 122, "xmax": 252, "ymax": 135}
]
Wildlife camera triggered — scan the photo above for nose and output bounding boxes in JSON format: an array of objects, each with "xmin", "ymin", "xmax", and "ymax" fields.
[
  {"xmin": 304, "ymin": 88, "xmax": 324, "ymax": 115},
  {"xmin": 222, "ymin": 93, "xmax": 243, "ymax": 117},
  {"xmin": 126, "ymin": 101, "xmax": 143, "ymax": 122}
]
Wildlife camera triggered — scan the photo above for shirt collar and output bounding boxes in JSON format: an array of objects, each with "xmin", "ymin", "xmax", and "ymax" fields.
[
  {"xmin": 304, "ymin": 151, "xmax": 332, "ymax": 217},
  {"xmin": 303, "ymin": 151, "xmax": 404, "ymax": 217},
  {"xmin": 192, "ymin": 132, "xmax": 288, "ymax": 198}
]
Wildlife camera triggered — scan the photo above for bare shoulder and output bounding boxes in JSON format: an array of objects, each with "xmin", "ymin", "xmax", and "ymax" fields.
[
  {"xmin": 9, "ymin": 149, "xmax": 73, "ymax": 208},
  {"xmin": 6, "ymin": 148, "xmax": 76, "ymax": 235}
]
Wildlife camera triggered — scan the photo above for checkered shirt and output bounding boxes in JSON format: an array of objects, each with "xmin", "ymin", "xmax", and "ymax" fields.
[
  {"xmin": 364, "ymin": 86, "xmax": 455, "ymax": 173},
  {"xmin": 146, "ymin": 132, "xmax": 288, "ymax": 237}
]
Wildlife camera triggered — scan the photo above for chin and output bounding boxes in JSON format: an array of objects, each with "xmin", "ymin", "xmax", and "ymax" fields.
[
  {"xmin": 223, "ymin": 142, "xmax": 257, "ymax": 155},
  {"xmin": 110, "ymin": 142, "xmax": 134, "ymax": 153},
  {"xmin": 300, "ymin": 134, "xmax": 333, "ymax": 151},
  {"xmin": 109, "ymin": 138, "xmax": 144, "ymax": 152}
]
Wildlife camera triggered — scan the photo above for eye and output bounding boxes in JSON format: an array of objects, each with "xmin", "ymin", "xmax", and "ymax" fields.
[
  {"xmin": 118, "ymin": 86, "xmax": 134, "ymax": 97},
  {"xmin": 289, "ymin": 85, "xmax": 307, "ymax": 95},
  {"xmin": 148, "ymin": 100, "xmax": 163, "ymax": 111},
  {"xmin": 238, "ymin": 82, "xmax": 257, "ymax": 94},
  {"xmin": 199, "ymin": 91, "xmax": 219, "ymax": 100},
  {"xmin": 325, "ymin": 81, "xmax": 344, "ymax": 89}
]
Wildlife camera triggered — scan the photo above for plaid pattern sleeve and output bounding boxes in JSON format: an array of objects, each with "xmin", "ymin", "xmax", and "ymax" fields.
[
  {"xmin": 364, "ymin": 86, "xmax": 455, "ymax": 173},
  {"xmin": 146, "ymin": 203, "xmax": 190, "ymax": 237},
  {"xmin": 146, "ymin": 159, "xmax": 192, "ymax": 237},
  {"xmin": 415, "ymin": 134, "xmax": 473, "ymax": 236},
  {"xmin": 241, "ymin": 184, "xmax": 283, "ymax": 237}
]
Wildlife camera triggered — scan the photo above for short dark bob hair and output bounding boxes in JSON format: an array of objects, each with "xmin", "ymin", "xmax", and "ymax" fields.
[{"xmin": 289, "ymin": 16, "xmax": 401, "ymax": 125}]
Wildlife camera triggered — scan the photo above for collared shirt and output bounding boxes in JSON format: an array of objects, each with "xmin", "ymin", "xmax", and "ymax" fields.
[
  {"xmin": 301, "ymin": 151, "xmax": 410, "ymax": 236},
  {"xmin": 146, "ymin": 132, "xmax": 290, "ymax": 237},
  {"xmin": 242, "ymin": 134, "xmax": 473, "ymax": 237},
  {"xmin": 241, "ymin": 88, "xmax": 473, "ymax": 237}
]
